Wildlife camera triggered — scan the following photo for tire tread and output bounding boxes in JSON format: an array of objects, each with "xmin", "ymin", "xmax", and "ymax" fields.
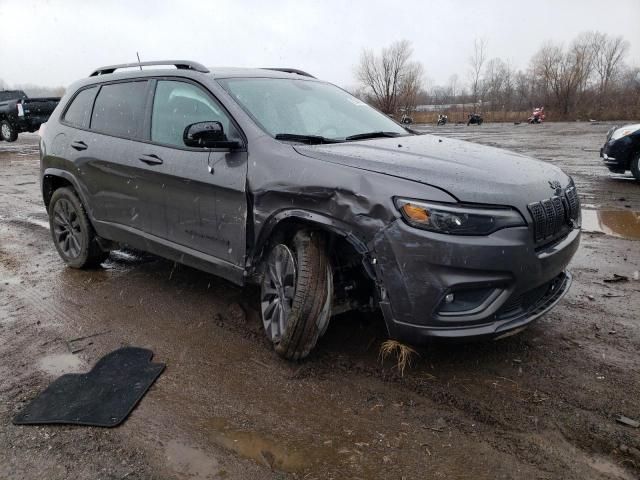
[{"xmin": 272, "ymin": 230, "xmax": 331, "ymax": 360}]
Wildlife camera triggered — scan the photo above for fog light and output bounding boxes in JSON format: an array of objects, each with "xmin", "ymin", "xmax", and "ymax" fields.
[{"xmin": 437, "ymin": 287, "xmax": 500, "ymax": 315}]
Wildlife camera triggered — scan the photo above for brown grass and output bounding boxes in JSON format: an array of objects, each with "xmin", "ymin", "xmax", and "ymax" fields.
[{"xmin": 379, "ymin": 339, "xmax": 419, "ymax": 376}]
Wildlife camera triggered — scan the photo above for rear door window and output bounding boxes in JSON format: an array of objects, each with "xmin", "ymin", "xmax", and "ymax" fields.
[
  {"xmin": 91, "ymin": 81, "xmax": 149, "ymax": 139},
  {"xmin": 63, "ymin": 86, "xmax": 98, "ymax": 129},
  {"xmin": 151, "ymin": 80, "xmax": 239, "ymax": 147}
]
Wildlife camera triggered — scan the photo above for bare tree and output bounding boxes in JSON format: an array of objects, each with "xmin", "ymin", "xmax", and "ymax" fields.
[
  {"xmin": 356, "ymin": 40, "xmax": 424, "ymax": 115},
  {"xmin": 532, "ymin": 38, "xmax": 594, "ymax": 115},
  {"xmin": 484, "ymin": 58, "xmax": 506, "ymax": 102},
  {"xmin": 514, "ymin": 70, "xmax": 531, "ymax": 110},
  {"xmin": 468, "ymin": 38, "xmax": 487, "ymax": 104},
  {"xmin": 592, "ymin": 33, "xmax": 629, "ymax": 96},
  {"xmin": 447, "ymin": 74, "xmax": 459, "ymax": 102},
  {"xmin": 397, "ymin": 62, "xmax": 424, "ymax": 116}
]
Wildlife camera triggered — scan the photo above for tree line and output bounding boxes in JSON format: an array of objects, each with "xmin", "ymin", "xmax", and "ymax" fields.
[{"xmin": 356, "ymin": 32, "xmax": 639, "ymax": 121}]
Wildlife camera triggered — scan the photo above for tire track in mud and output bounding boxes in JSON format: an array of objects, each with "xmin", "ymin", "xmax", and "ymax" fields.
[
  {"xmin": 299, "ymin": 306, "xmax": 640, "ymax": 478},
  {"xmin": 209, "ymin": 304, "xmax": 638, "ymax": 478}
]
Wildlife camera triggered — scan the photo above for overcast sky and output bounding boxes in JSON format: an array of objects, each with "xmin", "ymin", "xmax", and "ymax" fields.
[{"xmin": 1, "ymin": 0, "xmax": 638, "ymax": 90}]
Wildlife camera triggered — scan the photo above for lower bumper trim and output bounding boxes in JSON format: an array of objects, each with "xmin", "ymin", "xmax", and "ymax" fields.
[{"xmin": 383, "ymin": 271, "xmax": 572, "ymax": 343}]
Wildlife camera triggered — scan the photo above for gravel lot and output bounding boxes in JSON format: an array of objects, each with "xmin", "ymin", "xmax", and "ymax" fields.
[{"xmin": 1, "ymin": 122, "xmax": 639, "ymax": 479}]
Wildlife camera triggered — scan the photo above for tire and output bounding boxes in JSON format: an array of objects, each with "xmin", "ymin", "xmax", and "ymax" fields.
[
  {"xmin": 478, "ymin": 118, "xmax": 484, "ymax": 125},
  {"xmin": 0, "ymin": 121, "xmax": 18, "ymax": 142},
  {"xmin": 631, "ymin": 153, "xmax": 640, "ymax": 181},
  {"xmin": 260, "ymin": 230, "xmax": 333, "ymax": 360},
  {"xmin": 48, "ymin": 187, "xmax": 109, "ymax": 268}
]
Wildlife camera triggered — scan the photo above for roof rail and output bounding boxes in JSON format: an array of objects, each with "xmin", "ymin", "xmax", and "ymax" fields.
[
  {"xmin": 90, "ymin": 60, "xmax": 209, "ymax": 77},
  {"xmin": 262, "ymin": 68, "xmax": 316, "ymax": 78}
]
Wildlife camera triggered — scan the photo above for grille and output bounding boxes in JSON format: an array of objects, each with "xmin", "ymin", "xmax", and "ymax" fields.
[{"xmin": 528, "ymin": 186, "xmax": 580, "ymax": 243}]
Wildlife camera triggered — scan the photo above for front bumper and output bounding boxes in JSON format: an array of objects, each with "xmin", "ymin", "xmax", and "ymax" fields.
[
  {"xmin": 601, "ymin": 138, "xmax": 633, "ymax": 173},
  {"xmin": 371, "ymin": 219, "xmax": 580, "ymax": 343}
]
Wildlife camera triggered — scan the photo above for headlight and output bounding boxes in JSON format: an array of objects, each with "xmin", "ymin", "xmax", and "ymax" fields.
[
  {"xmin": 610, "ymin": 125, "xmax": 640, "ymax": 141},
  {"xmin": 395, "ymin": 198, "xmax": 525, "ymax": 235}
]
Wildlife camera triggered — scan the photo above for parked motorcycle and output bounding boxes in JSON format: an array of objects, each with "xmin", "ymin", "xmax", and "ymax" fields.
[
  {"xmin": 467, "ymin": 113, "xmax": 483, "ymax": 126},
  {"xmin": 528, "ymin": 107, "xmax": 545, "ymax": 124},
  {"xmin": 401, "ymin": 114, "xmax": 413, "ymax": 124},
  {"xmin": 437, "ymin": 114, "xmax": 448, "ymax": 126}
]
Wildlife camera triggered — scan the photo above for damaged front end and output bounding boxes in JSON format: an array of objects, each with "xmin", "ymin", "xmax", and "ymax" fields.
[{"xmin": 245, "ymin": 133, "xmax": 580, "ymax": 344}]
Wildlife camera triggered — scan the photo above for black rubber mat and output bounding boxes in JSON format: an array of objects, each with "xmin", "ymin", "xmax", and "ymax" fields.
[{"xmin": 13, "ymin": 347, "xmax": 165, "ymax": 427}]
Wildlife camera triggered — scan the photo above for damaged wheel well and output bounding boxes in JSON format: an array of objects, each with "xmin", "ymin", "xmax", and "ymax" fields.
[{"xmin": 252, "ymin": 217, "xmax": 378, "ymax": 314}]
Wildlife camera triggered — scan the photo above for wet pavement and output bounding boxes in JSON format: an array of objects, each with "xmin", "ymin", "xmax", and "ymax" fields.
[{"xmin": 1, "ymin": 124, "xmax": 639, "ymax": 479}]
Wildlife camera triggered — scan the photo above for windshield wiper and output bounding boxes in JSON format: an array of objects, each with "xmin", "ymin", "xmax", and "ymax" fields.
[
  {"xmin": 275, "ymin": 133, "xmax": 341, "ymax": 144},
  {"xmin": 345, "ymin": 131, "xmax": 404, "ymax": 141}
]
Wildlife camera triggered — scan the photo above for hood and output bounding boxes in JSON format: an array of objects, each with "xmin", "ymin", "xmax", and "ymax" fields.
[{"xmin": 294, "ymin": 134, "xmax": 571, "ymax": 215}]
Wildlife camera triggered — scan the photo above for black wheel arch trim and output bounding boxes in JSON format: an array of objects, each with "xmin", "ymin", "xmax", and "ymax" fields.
[
  {"xmin": 250, "ymin": 208, "xmax": 376, "ymax": 279},
  {"xmin": 42, "ymin": 168, "xmax": 92, "ymax": 217}
]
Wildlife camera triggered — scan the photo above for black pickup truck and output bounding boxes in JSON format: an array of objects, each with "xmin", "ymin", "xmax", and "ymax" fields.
[{"xmin": 0, "ymin": 90, "xmax": 60, "ymax": 142}]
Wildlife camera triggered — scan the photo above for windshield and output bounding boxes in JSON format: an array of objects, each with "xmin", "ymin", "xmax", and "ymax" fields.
[{"xmin": 217, "ymin": 77, "xmax": 407, "ymax": 141}]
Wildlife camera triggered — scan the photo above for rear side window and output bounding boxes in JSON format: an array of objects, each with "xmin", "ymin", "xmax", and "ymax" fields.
[
  {"xmin": 63, "ymin": 86, "xmax": 98, "ymax": 129},
  {"xmin": 91, "ymin": 81, "xmax": 148, "ymax": 139}
]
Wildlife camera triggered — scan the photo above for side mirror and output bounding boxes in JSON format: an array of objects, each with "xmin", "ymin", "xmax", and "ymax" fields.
[{"xmin": 183, "ymin": 121, "xmax": 240, "ymax": 149}]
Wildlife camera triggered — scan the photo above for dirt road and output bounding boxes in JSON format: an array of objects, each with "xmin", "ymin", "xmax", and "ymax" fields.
[{"xmin": 1, "ymin": 122, "xmax": 639, "ymax": 479}]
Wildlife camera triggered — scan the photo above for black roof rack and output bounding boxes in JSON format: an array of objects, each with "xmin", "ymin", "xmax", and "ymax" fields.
[
  {"xmin": 90, "ymin": 60, "xmax": 209, "ymax": 77},
  {"xmin": 262, "ymin": 68, "xmax": 316, "ymax": 78}
]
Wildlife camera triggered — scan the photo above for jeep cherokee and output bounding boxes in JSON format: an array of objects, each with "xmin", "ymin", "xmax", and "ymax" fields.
[{"xmin": 39, "ymin": 60, "xmax": 581, "ymax": 359}]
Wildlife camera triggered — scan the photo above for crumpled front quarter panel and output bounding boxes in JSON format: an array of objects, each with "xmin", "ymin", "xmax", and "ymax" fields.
[{"xmin": 246, "ymin": 136, "xmax": 458, "ymax": 255}]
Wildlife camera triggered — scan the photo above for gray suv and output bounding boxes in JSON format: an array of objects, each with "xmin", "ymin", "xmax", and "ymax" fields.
[{"xmin": 40, "ymin": 60, "xmax": 580, "ymax": 359}]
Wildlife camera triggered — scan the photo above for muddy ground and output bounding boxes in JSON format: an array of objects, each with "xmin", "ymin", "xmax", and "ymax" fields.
[{"xmin": 1, "ymin": 122, "xmax": 639, "ymax": 479}]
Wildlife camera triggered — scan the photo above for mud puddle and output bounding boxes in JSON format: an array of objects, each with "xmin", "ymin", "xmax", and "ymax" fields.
[
  {"xmin": 37, "ymin": 353, "xmax": 84, "ymax": 376},
  {"xmin": 586, "ymin": 456, "xmax": 637, "ymax": 480},
  {"xmin": 204, "ymin": 417, "xmax": 327, "ymax": 472},
  {"xmin": 165, "ymin": 440, "xmax": 221, "ymax": 480},
  {"xmin": 581, "ymin": 209, "xmax": 640, "ymax": 240},
  {"xmin": 1, "ymin": 275, "xmax": 21, "ymax": 286}
]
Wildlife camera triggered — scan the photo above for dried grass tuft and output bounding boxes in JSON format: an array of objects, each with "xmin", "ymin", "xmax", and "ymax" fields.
[{"xmin": 379, "ymin": 339, "xmax": 419, "ymax": 376}]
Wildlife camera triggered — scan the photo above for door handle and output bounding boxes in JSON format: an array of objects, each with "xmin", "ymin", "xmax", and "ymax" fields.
[
  {"xmin": 139, "ymin": 154, "xmax": 163, "ymax": 165},
  {"xmin": 71, "ymin": 140, "xmax": 88, "ymax": 151}
]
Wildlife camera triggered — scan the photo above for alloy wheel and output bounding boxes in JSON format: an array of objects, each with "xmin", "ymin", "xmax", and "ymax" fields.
[
  {"xmin": 261, "ymin": 244, "xmax": 297, "ymax": 342},
  {"xmin": 52, "ymin": 198, "xmax": 83, "ymax": 259}
]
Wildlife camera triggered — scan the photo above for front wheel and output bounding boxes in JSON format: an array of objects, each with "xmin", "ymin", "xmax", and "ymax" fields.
[
  {"xmin": 260, "ymin": 230, "xmax": 333, "ymax": 360},
  {"xmin": 0, "ymin": 121, "xmax": 18, "ymax": 142},
  {"xmin": 631, "ymin": 153, "xmax": 640, "ymax": 181}
]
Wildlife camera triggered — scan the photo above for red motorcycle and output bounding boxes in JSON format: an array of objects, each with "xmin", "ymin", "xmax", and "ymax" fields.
[{"xmin": 528, "ymin": 107, "xmax": 545, "ymax": 124}]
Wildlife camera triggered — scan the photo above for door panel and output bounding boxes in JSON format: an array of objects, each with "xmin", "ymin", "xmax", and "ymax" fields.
[
  {"xmin": 75, "ymin": 80, "xmax": 162, "ymax": 236},
  {"xmin": 148, "ymin": 79, "xmax": 248, "ymax": 267},
  {"xmin": 139, "ymin": 146, "xmax": 247, "ymax": 266}
]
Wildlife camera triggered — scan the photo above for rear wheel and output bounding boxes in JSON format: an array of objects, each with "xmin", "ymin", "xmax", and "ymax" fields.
[
  {"xmin": 48, "ymin": 187, "xmax": 109, "ymax": 268},
  {"xmin": 260, "ymin": 230, "xmax": 332, "ymax": 360},
  {"xmin": 0, "ymin": 121, "xmax": 17, "ymax": 142},
  {"xmin": 631, "ymin": 153, "xmax": 640, "ymax": 181}
]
